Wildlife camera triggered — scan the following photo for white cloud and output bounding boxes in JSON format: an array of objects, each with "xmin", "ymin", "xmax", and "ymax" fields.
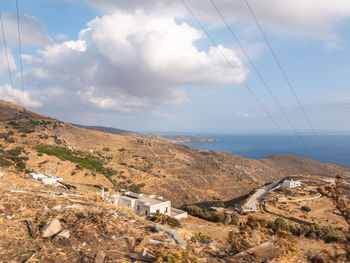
[
  {"xmin": 25, "ymin": 11, "xmax": 246, "ymax": 113},
  {"xmin": 0, "ymin": 48, "xmax": 16, "ymax": 75},
  {"xmin": 1, "ymin": 13, "xmax": 52, "ymax": 47},
  {"xmin": 0, "ymin": 84, "xmax": 42, "ymax": 108},
  {"xmin": 74, "ymin": 0, "xmax": 350, "ymax": 45}
]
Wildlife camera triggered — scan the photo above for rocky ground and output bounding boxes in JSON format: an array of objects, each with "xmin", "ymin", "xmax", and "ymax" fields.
[{"xmin": 1, "ymin": 172, "xmax": 349, "ymax": 262}]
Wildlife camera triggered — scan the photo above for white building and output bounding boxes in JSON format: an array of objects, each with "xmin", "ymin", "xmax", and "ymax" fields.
[
  {"xmin": 282, "ymin": 179, "xmax": 301, "ymax": 188},
  {"xmin": 111, "ymin": 191, "xmax": 187, "ymax": 219},
  {"xmin": 29, "ymin": 172, "xmax": 63, "ymax": 186},
  {"xmin": 29, "ymin": 173, "xmax": 47, "ymax": 180}
]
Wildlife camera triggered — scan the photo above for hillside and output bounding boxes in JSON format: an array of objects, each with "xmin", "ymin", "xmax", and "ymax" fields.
[
  {"xmin": 0, "ymin": 99, "xmax": 349, "ymax": 208},
  {"xmin": 1, "ymin": 99, "xmax": 350, "ymax": 262},
  {"xmin": 72, "ymin": 123, "xmax": 216, "ymax": 143}
]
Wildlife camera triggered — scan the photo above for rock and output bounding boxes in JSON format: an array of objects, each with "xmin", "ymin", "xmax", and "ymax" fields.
[
  {"xmin": 56, "ymin": 229, "xmax": 70, "ymax": 239},
  {"xmin": 25, "ymin": 220, "xmax": 35, "ymax": 237},
  {"xmin": 75, "ymin": 210, "xmax": 88, "ymax": 219},
  {"xmin": 223, "ymin": 214, "xmax": 231, "ymax": 225},
  {"xmin": 94, "ymin": 251, "xmax": 105, "ymax": 263},
  {"xmin": 152, "ymin": 224, "xmax": 187, "ymax": 247},
  {"xmin": 41, "ymin": 219, "xmax": 61, "ymax": 238}
]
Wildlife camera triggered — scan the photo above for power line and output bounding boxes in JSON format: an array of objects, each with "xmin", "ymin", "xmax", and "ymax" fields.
[
  {"xmin": 0, "ymin": 11, "xmax": 16, "ymax": 105},
  {"xmin": 209, "ymin": 0, "xmax": 309, "ymax": 151},
  {"xmin": 180, "ymin": 0, "xmax": 296, "ymax": 149},
  {"xmin": 16, "ymin": 0, "xmax": 25, "ymax": 107},
  {"xmin": 244, "ymin": 0, "xmax": 330, "ymax": 160}
]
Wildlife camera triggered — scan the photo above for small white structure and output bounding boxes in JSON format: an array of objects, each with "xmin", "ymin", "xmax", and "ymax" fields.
[
  {"xmin": 41, "ymin": 177, "xmax": 61, "ymax": 186},
  {"xmin": 282, "ymin": 179, "xmax": 301, "ymax": 188},
  {"xmin": 29, "ymin": 172, "xmax": 63, "ymax": 186},
  {"xmin": 110, "ymin": 191, "xmax": 187, "ymax": 219},
  {"xmin": 171, "ymin": 207, "xmax": 188, "ymax": 220},
  {"xmin": 29, "ymin": 173, "xmax": 47, "ymax": 180}
]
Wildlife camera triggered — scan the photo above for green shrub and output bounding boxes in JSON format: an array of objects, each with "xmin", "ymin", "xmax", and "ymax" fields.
[
  {"xmin": 191, "ymin": 232, "xmax": 212, "ymax": 244},
  {"xmin": 0, "ymin": 157, "xmax": 13, "ymax": 167},
  {"xmin": 183, "ymin": 205, "xmax": 226, "ymax": 223},
  {"xmin": 127, "ymin": 183, "xmax": 145, "ymax": 193},
  {"xmin": 148, "ymin": 212, "xmax": 181, "ymax": 228},
  {"xmin": 7, "ymin": 147, "xmax": 24, "ymax": 156},
  {"xmin": 103, "ymin": 147, "xmax": 110, "ymax": 152}
]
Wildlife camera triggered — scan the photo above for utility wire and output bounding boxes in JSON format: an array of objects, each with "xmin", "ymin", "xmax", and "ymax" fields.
[
  {"xmin": 244, "ymin": 0, "xmax": 330, "ymax": 160},
  {"xmin": 180, "ymin": 0, "xmax": 296, "ymax": 149},
  {"xmin": 16, "ymin": 0, "xmax": 25, "ymax": 107},
  {"xmin": 209, "ymin": 0, "xmax": 309, "ymax": 151},
  {"xmin": 0, "ymin": 11, "xmax": 16, "ymax": 105}
]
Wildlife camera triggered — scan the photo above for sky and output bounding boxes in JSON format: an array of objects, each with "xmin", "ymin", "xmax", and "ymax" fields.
[{"xmin": 1, "ymin": 0, "xmax": 350, "ymax": 134}]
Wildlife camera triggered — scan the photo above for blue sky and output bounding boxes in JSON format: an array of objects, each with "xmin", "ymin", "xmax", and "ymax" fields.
[{"xmin": 1, "ymin": 0, "xmax": 350, "ymax": 134}]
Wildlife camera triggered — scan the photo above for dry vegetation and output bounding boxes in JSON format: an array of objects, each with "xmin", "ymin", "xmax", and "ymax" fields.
[{"xmin": 1, "ymin": 100, "xmax": 350, "ymax": 262}]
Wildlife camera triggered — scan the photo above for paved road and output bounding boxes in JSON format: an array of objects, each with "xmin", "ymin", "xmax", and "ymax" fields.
[{"xmin": 243, "ymin": 182, "xmax": 279, "ymax": 212}]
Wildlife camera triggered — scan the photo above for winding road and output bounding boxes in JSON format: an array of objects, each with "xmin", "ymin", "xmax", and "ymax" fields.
[{"xmin": 242, "ymin": 182, "xmax": 279, "ymax": 212}]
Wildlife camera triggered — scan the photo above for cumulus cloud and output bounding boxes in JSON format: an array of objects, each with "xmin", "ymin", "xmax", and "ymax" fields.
[
  {"xmin": 1, "ymin": 13, "xmax": 52, "ymax": 47},
  {"xmin": 25, "ymin": 11, "xmax": 246, "ymax": 113},
  {"xmin": 73, "ymin": 0, "xmax": 350, "ymax": 45},
  {"xmin": 0, "ymin": 84, "xmax": 42, "ymax": 108},
  {"xmin": 0, "ymin": 48, "xmax": 16, "ymax": 75}
]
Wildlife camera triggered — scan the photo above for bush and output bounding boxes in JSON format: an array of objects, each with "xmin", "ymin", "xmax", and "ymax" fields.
[
  {"xmin": 148, "ymin": 212, "xmax": 181, "ymax": 228},
  {"xmin": 103, "ymin": 147, "xmax": 110, "ymax": 152},
  {"xmin": 191, "ymin": 232, "xmax": 212, "ymax": 244},
  {"xmin": 231, "ymin": 212, "xmax": 240, "ymax": 226},
  {"xmin": 301, "ymin": 206, "xmax": 311, "ymax": 213},
  {"xmin": 183, "ymin": 205, "xmax": 227, "ymax": 223},
  {"xmin": 7, "ymin": 147, "xmax": 24, "ymax": 156},
  {"xmin": 0, "ymin": 157, "xmax": 13, "ymax": 167}
]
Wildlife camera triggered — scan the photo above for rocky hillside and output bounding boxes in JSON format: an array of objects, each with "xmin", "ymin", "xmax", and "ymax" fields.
[{"xmin": 0, "ymin": 99, "xmax": 349, "ymax": 207}]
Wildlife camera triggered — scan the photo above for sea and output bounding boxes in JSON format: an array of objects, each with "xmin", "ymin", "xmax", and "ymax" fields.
[{"xmin": 177, "ymin": 133, "xmax": 350, "ymax": 167}]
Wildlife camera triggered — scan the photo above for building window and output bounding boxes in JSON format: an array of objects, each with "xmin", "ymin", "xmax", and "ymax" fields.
[
  {"xmin": 165, "ymin": 207, "xmax": 168, "ymax": 213},
  {"xmin": 145, "ymin": 210, "xmax": 148, "ymax": 216},
  {"xmin": 137, "ymin": 205, "xmax": 140, "ymax": 211}
]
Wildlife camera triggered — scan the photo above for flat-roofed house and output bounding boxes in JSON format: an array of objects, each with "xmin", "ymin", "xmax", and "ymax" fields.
[
  {"xmin": 29, "ymin": 173, "xmax": 47, "ymax": 180},
  {"xmin": 117, "ymin": 192, "xmax": 171, "ymax": 217},
  {"xmin": 282, "ymin": 179, "xmax": 301, "ymax": 188}
]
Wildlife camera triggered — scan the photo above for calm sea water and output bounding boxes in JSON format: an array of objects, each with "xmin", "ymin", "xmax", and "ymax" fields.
[{"xmin": 179, "ymin": 134, "xmax": 350, "ymax": 167}]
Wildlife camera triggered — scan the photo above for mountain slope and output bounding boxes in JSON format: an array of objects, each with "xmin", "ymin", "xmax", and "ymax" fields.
[{"xmin": 0, "ymin": 99, "xmax": 349, "ymax": 207}]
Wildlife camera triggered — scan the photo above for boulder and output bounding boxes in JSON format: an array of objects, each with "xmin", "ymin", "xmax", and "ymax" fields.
[
  {"xmin": 56, "ymin": 229, "xmax": 70, "ymax": 239},
  {"xmin": 152, "ymin": 224, "xmax": 187, "ymax": 247},
  {"xmin": 94, "ymin": 251, "xmax": 105, "ymax": 263},
  {"xmin": 41, "ymin": 219, "xmax": 61, "ymax": 238}
]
